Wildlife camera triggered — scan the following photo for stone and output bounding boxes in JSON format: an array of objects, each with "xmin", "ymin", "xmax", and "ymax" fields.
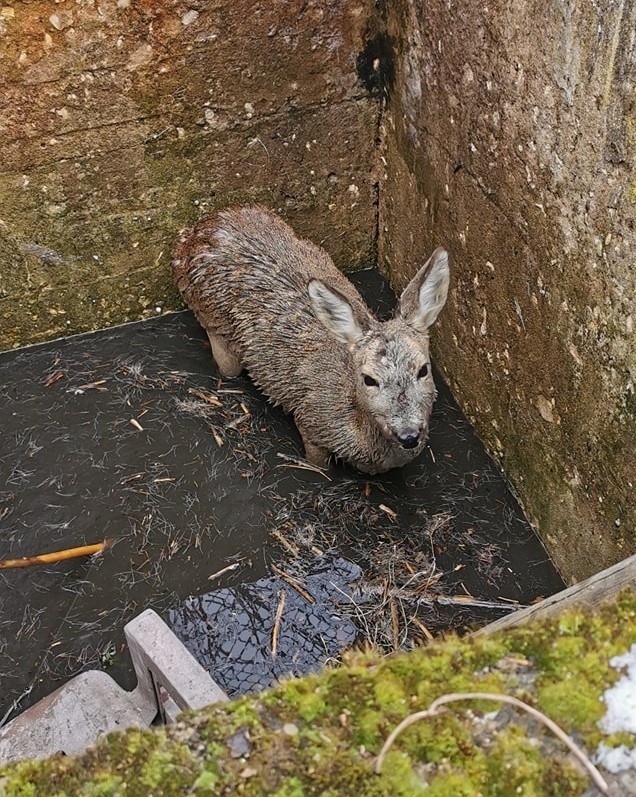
[{"xmin": 0, "ymin": 671, "xmax": 153, "ymax": 764}]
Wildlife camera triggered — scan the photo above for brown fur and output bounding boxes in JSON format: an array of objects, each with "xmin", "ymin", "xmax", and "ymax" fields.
[{"xmin": 172, "ymin": 206, "xmax": 450, "ymax": 474}]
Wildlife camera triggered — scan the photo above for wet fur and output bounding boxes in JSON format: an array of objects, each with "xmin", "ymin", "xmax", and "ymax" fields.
[{"xmin": 172, "ymin": 206, "xmax": 449, "ymax": 475}]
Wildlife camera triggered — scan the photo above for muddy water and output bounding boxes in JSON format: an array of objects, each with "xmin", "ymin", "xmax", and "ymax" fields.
[{"xmin": 0, "ymin": 270, "xmax": 564, "ymax": 720}]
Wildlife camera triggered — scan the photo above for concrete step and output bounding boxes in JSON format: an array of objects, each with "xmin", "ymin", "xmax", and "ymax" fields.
[
  {"xmin": 0, "ymin": 609, "xmax": 227, "ymax": 765},
  {"xmin": 0, "ymin": 670, "xmax": 154, "ymax": 764}
]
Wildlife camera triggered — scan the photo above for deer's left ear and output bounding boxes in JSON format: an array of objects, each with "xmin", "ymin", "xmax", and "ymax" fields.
[
  {"xmin": 308, "ymin": 279, "xmax": 367, "ymax": 346},
  {"xmin": 399, "ymin": 248, "xmax": 450, "ymax": 333}
]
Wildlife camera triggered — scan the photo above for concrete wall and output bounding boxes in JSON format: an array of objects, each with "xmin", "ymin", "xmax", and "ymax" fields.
[
  {"xmin": 380, "ymin": 0, "xmax": 636, "ymax": 580},
  {"xmin": 0, "ymin": 0, "xmax": 381, "ymax": 348},
  {"xmin": 3, "ymin": 0, "xmax": 635, "ymax": 580}
]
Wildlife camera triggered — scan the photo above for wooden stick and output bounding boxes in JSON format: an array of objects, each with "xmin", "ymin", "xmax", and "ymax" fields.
[
  {"xmin": 270, "ymin": 529, "xmax": 300, "ymax": 557},
  {"xmin": 410, "ymin": 614, "xmax": 434, "ymax": 642},
  {"xmin": 271, "ymin": 589, "xmax": 286, "ymax": 658},
  {"xmin": 207, "ymin": 561, "xmax": 242, "ymax": 582},
  {"xmin": 271, "ymin": 563, "xmax": 315, "ymax": 604},
  {"xmin": 275, "ymin": 452, "xmax": 332, "ymax": 480},
  {"xmin": 379, "ymin": 503, "xmax": 398, "ymax": 521},
  {"xmin": 0, "ymin": 540, "xmax": 111, "ymax": 569},
  {"xmin": 188, "ymin": 387, "xmax": 222, "ymax": 407},
  {"xmin": 390, "ymin": 597, "xmax": 400, "ymax": 652}
]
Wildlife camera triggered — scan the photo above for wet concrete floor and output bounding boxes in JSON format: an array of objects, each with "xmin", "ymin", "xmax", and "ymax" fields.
[{"xmin": 0, "ymin": 270, "xmax": 564, "ymax": 719}]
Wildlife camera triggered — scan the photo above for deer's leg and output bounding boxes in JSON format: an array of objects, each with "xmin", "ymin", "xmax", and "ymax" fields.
[
  {"xmin": 207, "ymin": 330, "xmax": 242, "ymax": 377},
  {"xmin": 294, "ymin": 417, "xmax": 330, "ymax": 468}
]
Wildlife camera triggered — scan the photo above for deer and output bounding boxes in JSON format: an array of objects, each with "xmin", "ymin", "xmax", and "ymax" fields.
[{"xmin": 172, "ymin": 206, "xmax": 450, "ymax": 475}]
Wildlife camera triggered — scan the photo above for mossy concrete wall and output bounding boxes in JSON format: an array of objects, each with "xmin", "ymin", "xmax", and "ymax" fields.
[
  {"xmin": 379, "ymin": 0, "xmax": 636, "ymax": 581},
  {"xmin": 0, "ymin": 0, "xmax": 381, "ymax": 349},
  {"xmin": 1, "ymin": 592, "xmax": 634, "ymax": 795}
]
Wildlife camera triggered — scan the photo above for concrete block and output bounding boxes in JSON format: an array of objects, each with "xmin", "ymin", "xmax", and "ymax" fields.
[
  {"xmin": 124, "ymin": 608, "xmax": 228, "ymax": 722},
  {"xmin": 0, "ymin": 609, "xmax": 227, "ymax": 764},
  {"xmin": 0, "ymin": 670, "xmax": 154, "ymax": 765}
]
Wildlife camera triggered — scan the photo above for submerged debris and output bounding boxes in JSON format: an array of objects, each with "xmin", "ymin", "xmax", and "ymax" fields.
[{"xmin": 169, "ymin": 553, "xmax": 361, "ymax": 696}]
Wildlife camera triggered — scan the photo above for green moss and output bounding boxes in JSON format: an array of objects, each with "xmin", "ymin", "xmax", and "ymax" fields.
[
  {"xmin": 136, "ymin": 744, "xmax": 196, "ymax": 792},
  {"xmin": 373, "ymin": 675, "xmax": 407, "ymax": 715},
  {"xmin": 191, "ymin": 769, "xmax": 218, "ymax": 793},
  {"xmin": 537, "ymin": 678, "xmax": 604, "ymax": 732},
  {"xmin": 1, "ymin": 781, "xmax": 38, "ymax": 797},
  {"xmin": 272, "ymin": 777, "xmax": 306, "ymax": 797},
  {"xmin": 424, "ymin": 771, "xmax": 484, "ymax": 797},
  {"xmin": 354, "ymin": 707, "xmax": 386, "ymax": 748},
  {"xmin": 1, "ymin": 592, "xmax": 635, "ymax": 796},
  {"xmin": 371, "ymin": 750, "xmax": 426, "ymax": 795},
  {"xmin": 78, "ymin": 774, "xmax": 124, "ymax": 797},
  {"xmin": 486, "ymin": 725, "xmax": 571, "ymax": 796},
  {"xmin": 270, "ymin": 680, "xmax": 327, "ymax": 724}
]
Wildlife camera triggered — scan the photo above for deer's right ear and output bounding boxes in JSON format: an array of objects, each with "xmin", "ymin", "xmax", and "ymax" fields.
[
  {"xmin": 399, "ymin": 248, "xmax": 450, "ymax": 334},
  {"xmin": 308, "ymin": 280, "xmax": 364, "ymax": 346}
]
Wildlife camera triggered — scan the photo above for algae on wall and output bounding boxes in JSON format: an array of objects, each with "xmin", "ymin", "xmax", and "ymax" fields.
[
  {"xmin": 2, "ymin": 592, "xmax": 635, "ymax": 795},
  {"xmin": 379, "ymin": 0, "xmax": 636, "ymax": 581},
  {"xmin": 0, "ymin": 0, "xmax": 381, "ymax": 349}
]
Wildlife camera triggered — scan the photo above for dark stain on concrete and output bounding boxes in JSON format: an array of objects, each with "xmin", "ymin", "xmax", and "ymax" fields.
[{"xmin": 357, "ymin": 31, "xmax": 396, "ymax": 100}]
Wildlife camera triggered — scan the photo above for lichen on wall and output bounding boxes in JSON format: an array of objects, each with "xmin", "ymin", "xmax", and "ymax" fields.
[
  {"xmin": 380, "ymin": 0, "xmax": 636, "ymax": 581},
  {"xmin": 1, "ymin": 592, "xmax": 635, "ymax": 795},
  {"xmin": 0, "ymin": 0, "xmax": 381, "ymax": 349}
]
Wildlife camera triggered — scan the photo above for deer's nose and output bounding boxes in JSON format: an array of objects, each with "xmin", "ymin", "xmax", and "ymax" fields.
[{"xmin": 397, "ymin": 428, "xmax": 420, "ymax": 449}]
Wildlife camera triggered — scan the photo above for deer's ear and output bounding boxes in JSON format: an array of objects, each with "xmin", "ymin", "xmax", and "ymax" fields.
[
  {"xmin": 399, "ymin": 248, "xmax": 450, "ymax": 333},
  {"xmin": 308, "ymin": 280, "xmax": 365, "ymax": 345}
]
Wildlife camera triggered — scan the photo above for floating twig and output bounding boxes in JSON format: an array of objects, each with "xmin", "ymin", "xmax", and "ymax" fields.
[
  {"xmin": 271, "ymin": 563, "xmax": 315, "ymax": 604},
  {"xmin": 0, "ymin": 540, "xmax": 112, "ymax": 569},
  {"xmin": 43, "ymin": 370, "xmax": 65, "ymax": 388},
  {"xmin": 67, "ymin": 379, "xmax": 108, "ymax": 394},
  {"xmin": 271, "ymin": 589, "xmax": 286, "ymax": 658},
  {"xmin": 357, "ymin": 584, "xmax": 524, "ymax": 613},
  {"xmin": 374, "ymin": 692, "xmax": 609, "ymax": 795},
  {"xmin": 409, "ymin": 614, "xmax": 434, "ymax": 642},
  {"xmin": 207, "ymin": 561, "xmax": 243, "ymax": 582},
  {"xmin": 379, "ymin": 504, "xmax": 398, "ymax": 521},
  {"xmin": 389, "ymin": 597, "xmax": 400, "ymax": 652},
  {"xmin": 225, "ymin": 414, "xmax": 249, "ymax": 430},
  {"xmin": 188, "ymin": 387, "xmax": 222, "ymax": 407},
  {"xmin": 433, "ymin": 595, "xmax": 524, "ymax": 611},
  {"xmin": 208, "ymin": 426, "xmax": 224, "ymax": 447},
  {"xmin": 120, "ymin": 472, "xmax": 145, "ymax": 484},
  {"xmin": 276, "ymin": 453, "xmax": 332, "ymax": 480},
  {"xmin": 0, "ymin": 685, "xmax": 33, "ymax": 729},
  {"xmin": 270, "ymin": 529, "xmax": 300, "ymax": 557}
]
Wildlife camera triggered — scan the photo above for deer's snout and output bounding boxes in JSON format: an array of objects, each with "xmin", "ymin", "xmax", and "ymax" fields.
[{"xmin": 396, "ymin": 427, "xmax": 422, "ymax": 449}]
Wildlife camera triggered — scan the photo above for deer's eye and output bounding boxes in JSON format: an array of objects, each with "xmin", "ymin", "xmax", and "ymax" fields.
[
  {"xmin": 417, "ymin": 364, "xmax": 429, "ymax": 379},
  {"xmin": 363, "ymin": 374, "xmax": 379, "ymax": 387}
]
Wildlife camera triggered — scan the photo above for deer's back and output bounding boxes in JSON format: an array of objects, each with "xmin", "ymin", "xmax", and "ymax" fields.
[{"xmin": 172, "ymin": 207, "xmax": 369, "ymax": 414}]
